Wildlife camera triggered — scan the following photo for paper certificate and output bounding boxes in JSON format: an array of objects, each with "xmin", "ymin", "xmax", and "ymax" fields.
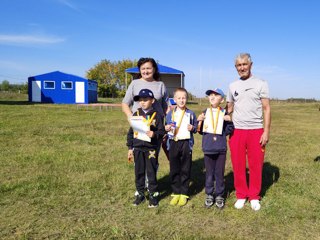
[
  {"xmin": 175, "ymin": 112, "xmax": 191, "ymax": 140},
  {"xmin": 203, "ymin": 108, "xmax": 225, "ymax": 135},
  {"xmin": 130, "ymin": 116, "xmax": 151, "ymax": 142}
]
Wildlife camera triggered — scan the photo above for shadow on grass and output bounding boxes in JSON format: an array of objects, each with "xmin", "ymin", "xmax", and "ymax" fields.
[
  {"xmin": 157, "ymin": 157, "xmax": 206, "ymax": 200},
  {"xmin": 224, "ymin": 161, "xmax": 280, "ymax": 199},
  {"xmin": 224, "ymin": 171, "xmax": 235, "ymax": 199},
  {"xmin": 314, "ymin": 156, "xmax": 320, "ymax": 162},
  {"xmin": 261, "ymin": 161, "xmax": 280, "ymax": 197},
  {"xmin": 158, "ymin": 172, "xmax": 171, "ymax": 200},
  {"xmin": 158, "ymin": 160, "xmax": 280, "ymax": 200},
  {"xmin": 0, "ymin": 100, "xmax": 32, "ymax": 105},
  {"xmin": 189, "ymin": 158, "xmax": 205, "ymax": 197}
]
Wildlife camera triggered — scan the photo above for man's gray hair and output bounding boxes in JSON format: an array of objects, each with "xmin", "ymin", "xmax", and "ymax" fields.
[{"xmin": 235, "ymin": 53, "xmax": 252, "ymax": 63}]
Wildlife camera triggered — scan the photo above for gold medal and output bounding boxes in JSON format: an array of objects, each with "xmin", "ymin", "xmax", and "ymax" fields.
[
  {"xmin": 134, "ymin": 131, "xmax": 138, "ymax": 138},
  {"xmin": 210, "ymin": 107, "xmax": 220, "ymax": 138}
]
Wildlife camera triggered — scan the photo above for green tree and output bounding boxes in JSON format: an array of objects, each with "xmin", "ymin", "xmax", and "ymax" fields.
[
  {"xmin": 86, "ymin": 59, "xmax": 137, "ymax": 97},
  {"xmin": 1, "ymin": 80, "xmax": 10, "ymax": 91},
  {"xmin": 0, "ymin": 80, "xmax": 28, "ymax": 93}
]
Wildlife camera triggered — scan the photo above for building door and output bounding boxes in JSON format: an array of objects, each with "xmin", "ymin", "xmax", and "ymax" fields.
[
  {"xmin": 75, "ymin": 82, "xmax": 85, "ymax": 103},
  {"xmin": 32, "ymin": 81, "xmax": 41, "ymax": 102}
]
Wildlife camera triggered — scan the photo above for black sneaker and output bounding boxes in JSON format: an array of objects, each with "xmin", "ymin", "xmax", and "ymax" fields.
[
  {"xmin": 215, "ymin": 196, "xmax": 224, "ymax": 209},
  {"xmin": 148, "ymin": 192, "xmax": 159, "ymax": 208},
  {"xmin": 204, "ymin": 194, "xmax": 214, "ymax": 208},
  {"xmin": 132, "ymin": 193, "xmax": 145, "ymax": 206}
]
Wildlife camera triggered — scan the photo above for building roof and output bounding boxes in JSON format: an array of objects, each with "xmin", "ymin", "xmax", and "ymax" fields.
[
  {"xmin": 29, "ymin": 71, "xmax": 91, "ymax": 82},
  {"xmin": 125, "ymin": 64, "xmax": 184, "ymax": 75}
]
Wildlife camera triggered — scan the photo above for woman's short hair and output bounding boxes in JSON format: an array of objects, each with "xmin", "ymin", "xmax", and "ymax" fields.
[{"xmin": 137, "ymin": 57, "xmax": 160, "ymax": 80}]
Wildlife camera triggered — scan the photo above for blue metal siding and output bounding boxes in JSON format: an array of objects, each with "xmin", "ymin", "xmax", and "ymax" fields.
[
  {"xmin": 28, "ymin": 78, "xmax": 32, "ymax": 102},
  {"xmin": 41, "ymin": 78, "xmax": 77, "ymax": 104},
  {"xmin": 28, "ymin": 71, "xmax": 98, "ymax": 104}
]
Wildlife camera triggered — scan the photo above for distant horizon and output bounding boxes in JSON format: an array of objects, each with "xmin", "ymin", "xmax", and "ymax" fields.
[{"xmin": 1, "ymin": 78, "xmax": 319, "ymax": 101}]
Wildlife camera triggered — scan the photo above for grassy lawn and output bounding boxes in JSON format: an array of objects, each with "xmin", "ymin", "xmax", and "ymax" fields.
[{"xmin": 0, "ymin": 93, "xmax": 319, "ymax": 239}]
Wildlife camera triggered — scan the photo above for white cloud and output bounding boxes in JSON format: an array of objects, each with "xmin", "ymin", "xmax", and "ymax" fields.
[
  {"xmin": 58, "ymin": 0, "xmax": 81, "ymax": 12},
  {"xmin": 0, "ymin": 34, "xmax": 65, "ymax": 45}
]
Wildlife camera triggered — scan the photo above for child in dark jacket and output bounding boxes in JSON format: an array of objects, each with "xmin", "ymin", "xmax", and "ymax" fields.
[
  {"xmin": 127, "ymin": 89, "xmax": 165, "ymax": 208},
  {"xmin": 197, "ymin": 88, "xmax": 234, "ymax": 209}
]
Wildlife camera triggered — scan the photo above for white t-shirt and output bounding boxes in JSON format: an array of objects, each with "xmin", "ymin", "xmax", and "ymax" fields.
[
  {"xmin": 227, "ymin": 76, "xmax": 269, "ymax": 129},
  {"xmin": 122, "ymin": 79, "xmax": 168, "ymax": 117}
]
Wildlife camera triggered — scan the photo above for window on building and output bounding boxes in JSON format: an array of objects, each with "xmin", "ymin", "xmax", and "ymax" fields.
[
  {"xmin": 44, "ymin": 81, "xmax": 55, "ymax": 89},
  {"xmin": 61, "ymin": 81, "xmax": 73, "ymax": 89}
]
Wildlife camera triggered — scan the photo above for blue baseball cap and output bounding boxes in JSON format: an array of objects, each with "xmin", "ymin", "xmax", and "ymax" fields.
[
  {"xmin": 133, "ymin": 89, "xmax": 155, "ymax": 101},
  {"xmin": 205, "ymin": 88, "xmax": 225, "ymax": 98},
  {"xmin": 169, "ymin": 98, "xmax": 176, "ymax": 105}
]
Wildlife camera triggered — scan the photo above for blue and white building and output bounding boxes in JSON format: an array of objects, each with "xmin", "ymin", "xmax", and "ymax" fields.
[{"xmin": 28, "ymin": 71, "xmax": 97, "ymax": 104}]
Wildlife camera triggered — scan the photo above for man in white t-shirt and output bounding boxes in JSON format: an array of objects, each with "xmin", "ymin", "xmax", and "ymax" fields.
[{"xmin": 227, "ymin": 53, "xmax": 271, "ymax": 211}]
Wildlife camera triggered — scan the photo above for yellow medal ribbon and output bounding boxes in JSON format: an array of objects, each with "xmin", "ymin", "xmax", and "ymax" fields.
[
  {"xmin": 172, "ymin": 107, "xmax": 186, "ymax": 140},
  {"xmin": 147, "ymin": 112, "xmax": 156, "ymax": 126},
  {"xmin": 209, "ymin": 106, "xmax": 220, "ymax": 139},
  {"xmin": 137, "ymin": 110, "xmax": 156, "ymax": 126}
]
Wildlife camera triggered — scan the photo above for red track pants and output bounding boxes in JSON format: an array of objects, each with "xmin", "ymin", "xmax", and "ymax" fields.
[{"xmin": 229, "ymin": 129, "xmax": 265, "ymax": 200}]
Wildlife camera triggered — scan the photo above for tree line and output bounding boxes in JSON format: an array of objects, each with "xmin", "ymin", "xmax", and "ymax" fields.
[
  {"xmin": 86, "ymin": 59, "xmax": 137, "ymax": 98},
  {"xmin": 0, "ymin": 80, "xmax": 28, "ymax": 93}
]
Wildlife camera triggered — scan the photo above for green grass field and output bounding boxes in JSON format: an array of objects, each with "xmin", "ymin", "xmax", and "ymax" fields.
[{"xmin": 1, "ymin": 93, "xmax": 319, "ymax": 239}]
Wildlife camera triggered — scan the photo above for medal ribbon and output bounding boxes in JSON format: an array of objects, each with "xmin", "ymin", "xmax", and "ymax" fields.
[
  {"xmin": 172, "ymin": 107, "xmax": 186, "ymax": 137},
  {"xmin": 147, "ymin": 112, "xmax": 156, "ymax": 126},
  {"xmin": 209, "ymin": 106, "xmax": 220, "ymax": 135},
  {"xmin": 137, "ymin": 110, "xmax": 156, "ymax": 126}
]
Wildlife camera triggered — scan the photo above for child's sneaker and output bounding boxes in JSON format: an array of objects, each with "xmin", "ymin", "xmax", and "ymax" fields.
[
  {"xmin": 148, "ymin": 192, "xmax": 159, "ymax": 208},
  {"xmin": 234, "ymin": 199, "xmax": 246, "ymax": 209},
  {"xmin": 250, "ymin": 199, "xmax": 261, "ymax": 211},
  {"xmin": 215, "ymin": 196, "xmax": 224, "ymax": 209},
  {"xmin": 177, "ymin": 195, "xmax": 189, "ymax": 206},
  {"xmin": 170, "ymin": 194, "xmax": 180, "ymax": 206},
  {"xmin": 132, "ymin": 193, "xmax": 145, "ymax": 206},
  {"xmin": 204, "ymin": 194, "xmax": 214, "ymax": 208}
]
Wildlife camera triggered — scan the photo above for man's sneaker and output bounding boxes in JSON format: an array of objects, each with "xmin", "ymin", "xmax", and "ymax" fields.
[
  {"xmin": 215, "ymin": 196, "xmax": 225, "ymax": 209},
  {"xmin": 234, "ymin": 199, "xmax": 246, "ymax": 209},
  {"xmin": 170, "ymin": 194, "xmax": 180, "ymax": 206},
  {"xmin": 148, "ymin": 192, "xmax": 159, "ymax": 208},
  {"xmin": 204, "ymin": 194, "xmax": 214, "ymax": 208},
  {"xmin": 177, "ymin": 195, "xmax": 189, "ymax": 206},
  {"xmin": 132, "ymin": 193, "xmax": 145, "ymax": 206},
  {"xmin": 250, "ymin": 200, "xmax": 261, "ymax": 211}
]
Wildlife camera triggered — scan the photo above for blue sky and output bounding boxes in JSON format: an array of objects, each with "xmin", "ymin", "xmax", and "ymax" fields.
[{"xmin": 1, "ymin": 0, "xmax": 320, "ymax": 99}]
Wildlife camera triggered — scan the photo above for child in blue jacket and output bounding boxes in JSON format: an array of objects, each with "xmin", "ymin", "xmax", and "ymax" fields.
[
  {"xmin": 165, "ymin": 88, "xmax": 198, "ymax": 206},
  {"xmin": 197, "ymin": 88, "xmax": 234, "ymax": 209}
]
